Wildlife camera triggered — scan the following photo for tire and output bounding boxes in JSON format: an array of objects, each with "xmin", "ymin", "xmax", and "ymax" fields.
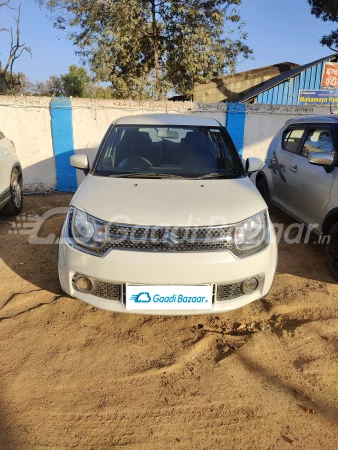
[
  {"xmin": 325, "ymin": 222, "xmax": 338, "ymax": 281},
  {"xmin": 1, "ymin": 168, "xmax": 23, "ymax": 216},
  {"xmin": 256, "ymin": 177, "xmax": 272, "ymax": 211}
]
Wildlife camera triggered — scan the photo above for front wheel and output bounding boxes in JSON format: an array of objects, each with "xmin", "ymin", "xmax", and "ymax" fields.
[
  {"xmin": 1, "ymin": 168, "xmax": 23, "ymax": 216},
  {"xmin": 325, "ymin": 223, "xmax": 338, "ymax": 281}
]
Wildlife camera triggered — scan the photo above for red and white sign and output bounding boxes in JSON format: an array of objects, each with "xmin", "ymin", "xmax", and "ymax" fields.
[{"xmin": 321, "ymin": 63, "xmax": 338, "ymax": 88}]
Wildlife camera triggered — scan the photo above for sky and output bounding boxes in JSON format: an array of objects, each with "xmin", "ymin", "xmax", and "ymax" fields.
[{"xmin": 0, "ymin": 0, "xmax": 336, "ymax": 84}]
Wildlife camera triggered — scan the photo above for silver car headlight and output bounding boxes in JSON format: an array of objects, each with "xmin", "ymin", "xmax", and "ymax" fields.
[
  {"xmin": 234, "ymin": 211, "xmax": 269, "ymax": 255},
  {"xmin": 69, "ymin": 207, "xmax": 108, "ymax": 250}
]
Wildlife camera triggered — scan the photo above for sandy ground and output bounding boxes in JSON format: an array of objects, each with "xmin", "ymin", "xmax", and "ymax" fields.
[{"xmin": 1, "ymin": 193, "xmax": 338, "ymax": 449}]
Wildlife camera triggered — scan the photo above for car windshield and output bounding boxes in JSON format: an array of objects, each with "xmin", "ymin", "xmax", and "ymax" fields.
[{"xmin": 93, "ymin": 125, "xmax": 244, "ymax": 179}]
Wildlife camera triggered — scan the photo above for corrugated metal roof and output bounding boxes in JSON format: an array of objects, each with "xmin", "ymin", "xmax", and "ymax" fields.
[{"xmin": 241, "ymin": 54, "xmax": 338, "ymax": 102}]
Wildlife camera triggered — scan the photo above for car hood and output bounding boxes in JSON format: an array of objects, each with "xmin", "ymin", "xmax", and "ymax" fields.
[{"xmin": 71, "ymin": 174, "xmax": 267, "ymax": 226}]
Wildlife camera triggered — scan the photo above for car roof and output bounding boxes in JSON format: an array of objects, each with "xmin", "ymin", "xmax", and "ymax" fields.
[
  {"xmin": 286, "ymin": 115, "xmax": 338, "ymax": 125},
  {"xmin": 115, "ymin": 114, "xmax": 221, "ymax": 127}
]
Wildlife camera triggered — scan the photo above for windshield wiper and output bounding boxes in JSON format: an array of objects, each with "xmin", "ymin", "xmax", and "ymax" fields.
[{"xmin": 109, "ymin": 173, "xmax": 187, "ymax": 179}]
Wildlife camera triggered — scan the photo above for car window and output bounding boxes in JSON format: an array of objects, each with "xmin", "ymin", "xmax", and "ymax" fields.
[
  {"xmin": 282, "ymin": 128, "xmax": 305, "ymax": 153},
  {"xmin": 301, "ymin": 128, "xmax": 335, "ymax": 158},
  {"xmin": 94, "ymin": 125, "xmax": 244, "ymax": 179}
]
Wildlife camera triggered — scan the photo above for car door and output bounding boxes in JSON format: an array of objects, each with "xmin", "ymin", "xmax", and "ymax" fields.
[
  {"xmin": 286, "ymin": 124, "xmax": 337, "ymax": 231},
  {"xmin": 269, "ymin": 125, "xmax": 307, "ymax": 213},
  {"xmin": 0, "ymin": 130, "xmax": 11, "ymax": 199}
]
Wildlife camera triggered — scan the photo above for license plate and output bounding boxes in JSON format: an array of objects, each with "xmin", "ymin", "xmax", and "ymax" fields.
[{"xmin": 126, "ymin": 285, "xmax": 213, "ymax": 311}]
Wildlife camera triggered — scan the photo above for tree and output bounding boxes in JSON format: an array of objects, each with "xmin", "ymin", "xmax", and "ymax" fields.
[
  {"xmin": 44, "ymin": 75, "xmax": 65, "ymax": 96},
  {"xmin": 5, "ymin": 72, "xmax": 34, "ymax": 95},
  {"xmin": 25, "ymin": 66, "xmax": 102, "ymax": 98},
  {"xmin": 0, "ymin": 2, "xmax": 31, "ymax": 94},
  {"xmin": 308, "ymin": 0, "xmax": 338, "ymax": 51},
  {"xmin": 33, "ymin": 75, "xmax": 65, "ymax": 96},
  {"xmin": 37, "ymin": 0, "xmax": 252, "ymax": 100},
  {"xmin": 84, "ymin": 84, "xmax": 113, "ymax": 99},
  {"xmin": 61, "ymin": 64, "xmax": 91, "ymax": 97},
  {"xmin": 31, "ymin": 66, "xmax": 89, "ymax": 97}
]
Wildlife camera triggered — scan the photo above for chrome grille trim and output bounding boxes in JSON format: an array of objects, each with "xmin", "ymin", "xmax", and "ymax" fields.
[{"xmin": 105, "ymin": 222, "xmax": 238, "ymax": 253}]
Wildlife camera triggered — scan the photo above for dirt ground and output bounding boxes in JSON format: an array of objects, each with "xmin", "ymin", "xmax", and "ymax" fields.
[{"xmin": 1, "ymin": 194, "xmax": 338, "ymax": 449}]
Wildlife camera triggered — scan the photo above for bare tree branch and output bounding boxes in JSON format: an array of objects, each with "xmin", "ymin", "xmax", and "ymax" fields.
[
  {"xmin": 0, "ymin": 3, "xmax": 31, "ymax": 94},
  {"xmin": 0, "ymin": 0, "xmax": 16, "ymax": 10},
  {"xmin": 0, "ymin": 0, "xmax": 14, "ymax": 31}
]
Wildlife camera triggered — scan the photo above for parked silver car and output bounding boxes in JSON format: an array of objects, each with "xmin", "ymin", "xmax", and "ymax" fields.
[
  {"xmin": 257, "ymin": 115, "xmax": 338, "ymax": 279},
  {"xmin": 0, "ymin": 129, "xmax": 22, "ymax": 216}
]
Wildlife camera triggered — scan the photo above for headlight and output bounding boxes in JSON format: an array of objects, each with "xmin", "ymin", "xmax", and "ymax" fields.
[
  {"xmin": 234, "ymin": 211, "xmax": 268, "ymax": 254},
  {"xmin": 69, "ymin": 207, "xmax": 108, "ymax": 250}
]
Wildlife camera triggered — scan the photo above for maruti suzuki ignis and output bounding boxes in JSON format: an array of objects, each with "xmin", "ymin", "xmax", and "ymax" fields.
[{"xmin": 58, "ymin": 114, "xmax": 277, "ymax": 314}]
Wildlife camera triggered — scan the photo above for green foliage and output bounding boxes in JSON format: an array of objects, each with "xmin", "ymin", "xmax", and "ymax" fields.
[
  {"xmin": 5, "ymin": 72, "xmax": 34, "ymax": 95},
  {"xmin": 37, "ymin": 0, "xmax": 252, "ymax": 99},
  {"xmin": 33, "ymin": 75, "xmax": 65, "ymax": 96},
  {"xmin": 308, "ymin": 0, "xmax": 338, "ymax": 51},
  {"xmin": 61, "ymin": 64, "xmax": 91, "ymax": 97},
  {"xmin": 84, "ymin": 84, "xmax": 113, "ymax": 99},
  {"xmin": 10, "ymin": 67, "xmax": 112, "ymax": 98}
]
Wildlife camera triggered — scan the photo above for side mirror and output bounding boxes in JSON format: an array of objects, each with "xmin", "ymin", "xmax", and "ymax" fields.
[
  {"xmin": 70, "ymin": 154, "xmax": 90, "ymax": 175},
  {"xmin": 308, "ymin": 152, "xmax": 335, "ymax": 166},
  {"xmin": 246, "ymin": 157, "xmax": 263, "ymax": 174}
]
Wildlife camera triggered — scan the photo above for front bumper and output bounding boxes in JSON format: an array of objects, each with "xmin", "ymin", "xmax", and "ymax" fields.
[{"xmin": 58, "ymin": 221, "xmax": 278, "ymax": 315}]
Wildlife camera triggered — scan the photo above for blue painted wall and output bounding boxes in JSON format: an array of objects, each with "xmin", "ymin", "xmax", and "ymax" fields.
[
  {"xmin": 257, "ymin": 57, "xmax": 332, "ymax": 105},
  {"xmin": 225, "ymin": 103, "xmax": 246, "ymax": 155},
  {"xmin": 50, "ymin": 98, "xmax": 77, "ymax": 192}
]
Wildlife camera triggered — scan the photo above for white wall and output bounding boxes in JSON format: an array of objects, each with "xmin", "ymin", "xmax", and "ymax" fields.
[
  {"xmin": 0, "ymin": 96, "xmax": 55, "ymax": 190},
  {"xmin": 1, "ymin": 96, "xmax": 337, "ymax": 191}
]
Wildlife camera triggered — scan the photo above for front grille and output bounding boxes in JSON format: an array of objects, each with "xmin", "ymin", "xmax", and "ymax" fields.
[
  {"xmin": 217, "ymin": 282, "xmax": 243, "ymax": 301},
  {"xmin": 92, "ymin": 281, "xmax": 121, "ymax": 300},
  {"xmin": 68, "ymin": 207, "xmax": 269, "ymax": 255},
  {"xmin": 105, "ymin": 223, "xmax": 238, "ymax": 253}
]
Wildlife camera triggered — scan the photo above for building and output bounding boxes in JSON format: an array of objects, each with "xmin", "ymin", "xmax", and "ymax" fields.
[
  {"xmin": 193, "ymin": 62, "xmax": 300, "ymax": 103},
  {"xmin": 241, "ymin": 54, "xmax": 338, "ymax": 105}
]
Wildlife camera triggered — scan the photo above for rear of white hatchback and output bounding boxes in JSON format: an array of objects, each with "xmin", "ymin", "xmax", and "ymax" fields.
[
  {"xmin": 58, "ymin": 114, "xmax": 277, "ymax": 315},
  {"xmin": 0, "ymin": 130, "xmax": 23, "ymax": 216}
]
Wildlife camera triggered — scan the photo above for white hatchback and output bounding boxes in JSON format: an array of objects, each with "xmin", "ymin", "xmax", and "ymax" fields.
[
  {"xmin": 58, "ymin": 114, "xmax": 277, "ymax": 315},
  {"xmin": 0, "ymin": 129, "xmax": 22, "ymax": 216}
]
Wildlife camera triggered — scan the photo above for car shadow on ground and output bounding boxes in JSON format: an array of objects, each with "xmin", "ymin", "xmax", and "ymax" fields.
[
  {"xmin": 0, "ymin": 193, "xmax": 72, "ymax": 297},
  {"xmin": 0, "ymin": 396, "xmax": 21, "ymax": 450},
  {"xmin": 270, "ymin": 210, "xmax": 336, "ymax": 284},
  {"xmin": 238, "ymin": 351, "xmax": 338, "ymax": 429}
]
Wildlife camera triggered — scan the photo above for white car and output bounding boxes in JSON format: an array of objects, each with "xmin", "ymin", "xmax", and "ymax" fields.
[
  {"xmin": 0, "ymin": 129, "xmax": 22, "ymax": 216},
  {"xmin": 58, "ymin": 114, "xmax": 277, "ymax": 315}
]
